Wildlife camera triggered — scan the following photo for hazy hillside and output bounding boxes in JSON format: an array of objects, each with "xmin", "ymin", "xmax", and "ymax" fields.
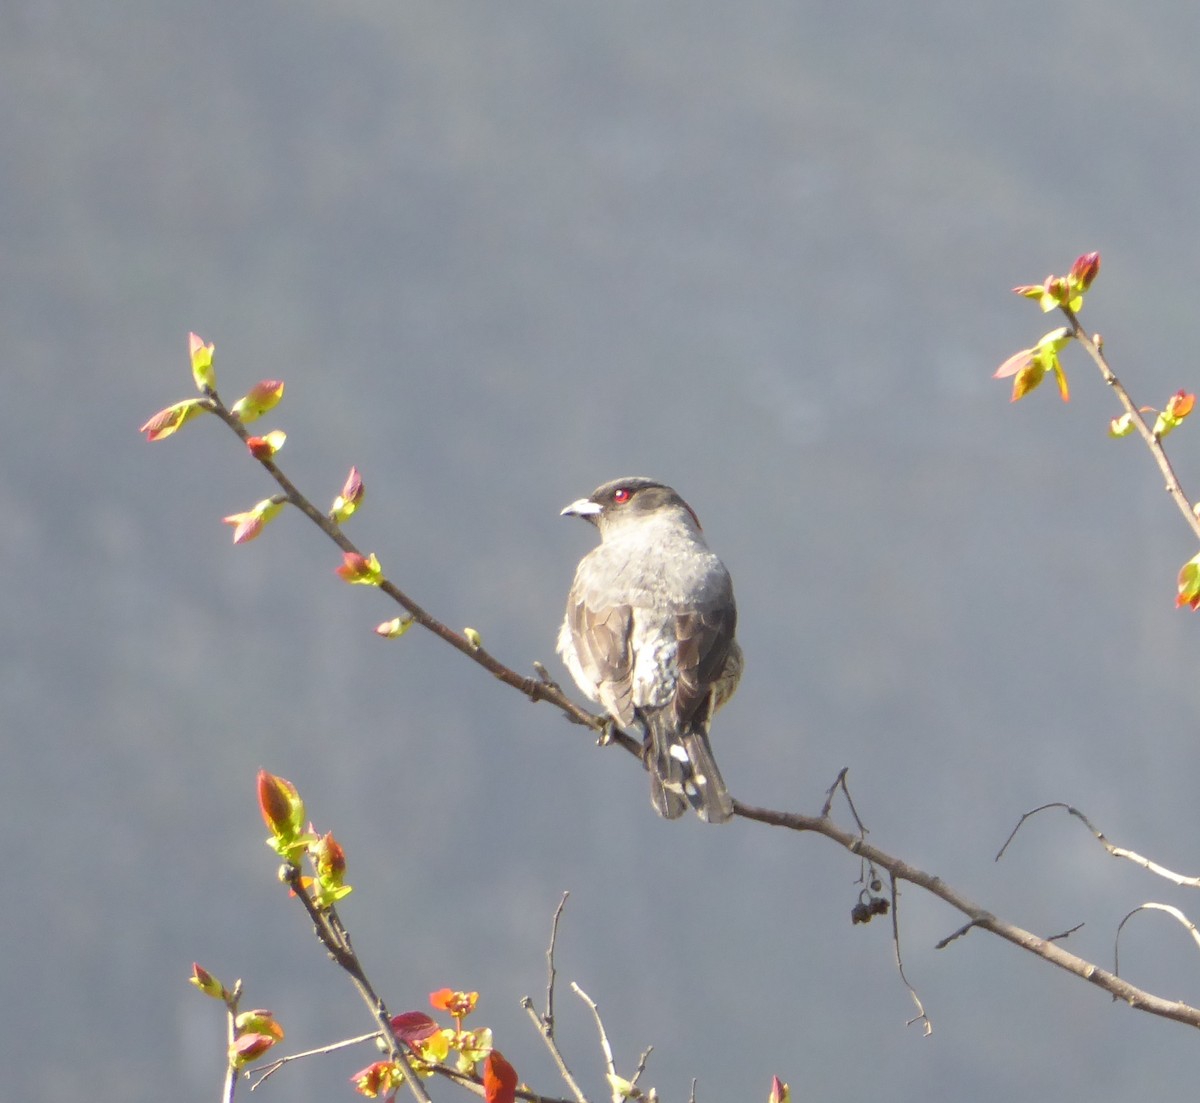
[{"xmin": 5, "ymin": 3, "xmax": 1200, "ymax": 1100}]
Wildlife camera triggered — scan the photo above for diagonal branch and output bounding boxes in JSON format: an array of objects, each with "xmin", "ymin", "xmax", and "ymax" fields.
[
  {"xmin": 203, "ymin": 391, "xmax": 644, "ymax": 758},
  {"xmin": 1059, "ymin": 306, "xmax": 1200, "ymax": 542},
  {"xmin": 997, "ymin": 802, "xmax": 1200, "ymax": 887},
  {"xmin": 734, "ymin": 799, "xmax": 1200, "ymax": 1029},
  {"xmin": 150, "ymin": 370, "xmax": 1200, "ymax": 1041},
  {"xmin": 278, "ymin": 863, "xmax": 433, "ymax": 1103}
]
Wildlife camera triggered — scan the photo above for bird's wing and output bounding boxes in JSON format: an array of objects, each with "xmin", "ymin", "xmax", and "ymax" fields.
[
  {"xmin": 566, "ymin": 594, "xmax": 636, "ymax": 726},
  {"xmin": 671, "ymin": 599, "xmax": 737, "ymax": 732}
]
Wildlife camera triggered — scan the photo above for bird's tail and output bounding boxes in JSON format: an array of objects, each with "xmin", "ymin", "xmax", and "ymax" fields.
[{"xmin": 643, "ymin": 714, "xmax": 734, "ymax": 824}]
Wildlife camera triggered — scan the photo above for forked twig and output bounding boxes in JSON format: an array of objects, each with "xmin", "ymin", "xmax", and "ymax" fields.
[
  {"xmin": 522, "ymin": 894, "xmax": 589, "ymax": 1103},
  {"xmin": 248, "ymin": 1031, "xmax": 379, "ymax": 1090}
]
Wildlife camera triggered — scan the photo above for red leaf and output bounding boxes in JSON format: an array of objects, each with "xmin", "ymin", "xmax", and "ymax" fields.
[
  {"xmin": 483, "ymin": 1051, "xmax": 518, "ymax": 1103},
  {"xmin": 389, "ymin": 1011, "xmax": 440, "ymax": 1046}
]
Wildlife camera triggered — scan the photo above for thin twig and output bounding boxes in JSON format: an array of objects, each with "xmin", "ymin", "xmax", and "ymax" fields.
[
  {"xmin": 888, "ymin": 873, "xmax": 931, "ymax": 1035},
  {"xmin": 546, "ymin": 892, "xmax": 569, "ymax": 1031},
  {"xmin": 732, "ymin": 797, "xmax": 1200, "ymax": 1029},
  {"xmin": 223, "ymin": 979, "xmax": 243, "ymax": 1103},
  {"xmin": 628, "ymin": 1047, "xmax": 653, "ymax": 1091},
  {"xmin": 820, "ymin": 768, "xmax": 850, "ymax": 820},
  {"xmin": 935, "ymin": 919, "xmax": 983, "ymax": 950},
  {"xmin": 522, "ymin": 1000, "xmax": 590, "ymax": 1103},
  {"xmin": 279, "ymin": 864, "xmax": 433, "ymax": 1103},
  {"xmin": 1060, "ymin": 307, "xmax": 1200, "ymax": 542},
  {"xmin": 997, "ymin": 802, "xmax": 1200, "ymax": 887},
  {"xmin": 203, "ymin": 393, "xmax": 639, "ymax": 753},
  {"xmin": 248, "ymin": 1031, "xmax": 379, "ymax": 1090},
  {"xmin": 1047, "ymin": 923, "xmax": 1084, "ymax": 943},
  {"xmin": 1116, "ymin": 903, "xmax": 1200, "ymax": 981},
  {"xmin": 521, "ymin": 893, "xmax": 589, "ymax": 1103},
  {"xmin": 572, "ymin": 983, "xmax": 622, "ymax": 1103}
]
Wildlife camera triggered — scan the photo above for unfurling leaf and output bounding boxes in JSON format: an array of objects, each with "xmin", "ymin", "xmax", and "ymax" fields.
[
  {"xmin": 1068, "ymin": 251, "xmax": 1101, "ymax": 294},
  {"xmin": 456, "ymin": 1026, "xmax": 494, "ymax": 1071},
  {"xmin": 258, "ymin": 777, "xmax": 307, "ymax": 844},
  {"xmin": 336, "ymin": 551, "xmax": 383, "ymax": 585},
  {"xmin": 1154, "ymin": 390, "xmax": 1197, "ymax": 438},
  {"xmin": 230, "ymin": 1032, "xmax": 279, "ymax": 1067},
  {"xmin": 310, "ymin": 831, "xmax": 353, "ymax": 907},
  {"xmin": 351, "ymin": 1061, "xmax": 404, "ymax": 1099},
  {"xmin": 189, "ymin": 332, "xmax": 217, "ymax": 392},
  {"xmin": 231, "ymin": 379, "xmax": 285, "ymax": 424},
  {"xmin": 246, "ymin": 431, "xmax": 286, "ymax": 459},
  {"xmin": 994, "ymin": 348, "xmax": 1034, "ymax": 380},
  {"xmin": 376, "ymin": 617, "xmax": 415, "ymax": 639},
  {"xmin": 222, "ymin": 497, "xmax": 284, "ymax": 544},
  {"xmin": 1177, "ymin": 553, "xmax": 1200, "ymax": 610},
  {"xmin": 769, "ymin": 1076, "xmax": 791, "ymax": 1103},
  {"xmin": 331, "ymin": 466, "xmax": 366, "ymax": 523},
  {"xmin": 189, "ymin": 963, "xmax": 227, "ymax": 1001},
  {"xmin": 1109, "ymin": 412, "xmax": 1136, "ymax": 438},
  {"xmin": 1013, "ymin": 275, "xmax": 1074, "ymax": 313},
  {"xmin": 234, "ymin": 1009, "xmax": 284, "ymax": 1040},
  {"xmin": 1013, "ymin": 253, "xmax": 1100, "ymax": 315},
  {"xmin": 1010, "ymin": 360, "xmax": 1046, "ymax": 401},
  {"xmin": 607, "ymin": 1073, "xmax": 636, "ymax": 1100},
  {"xmin": 229, "ymin": 1012, "xmax": 284, "ymax": 1067},
  {"xmin": 1166, "ymin": 390, "xmax": 1196, "ymax": 420},
  {"xmin": 997, "ymin": 329, "xmax": 1072, "ymax": 403},
  {"xmin": 139, "ymin": 398, "xmax": 208, "ymax": 441}
]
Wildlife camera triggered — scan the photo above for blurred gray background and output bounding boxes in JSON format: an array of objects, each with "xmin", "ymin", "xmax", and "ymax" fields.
[{"xmin": 7, "ymin": 1, "xmax": 1200, "ymax": 1100}]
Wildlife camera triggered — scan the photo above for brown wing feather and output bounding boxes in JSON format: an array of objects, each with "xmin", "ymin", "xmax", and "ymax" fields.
[
  {"xmin": 569, "ymin": 598, "xmax": 636, "ymax": 726},
  {"xmin": 671, "ymin": 602, "xmax": 737, "ymax": 732}
]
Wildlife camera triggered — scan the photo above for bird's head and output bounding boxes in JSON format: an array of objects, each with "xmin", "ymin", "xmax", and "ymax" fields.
[{"xmin": 560, "ymin": 477, "xmax": 703, "ymax": 537}]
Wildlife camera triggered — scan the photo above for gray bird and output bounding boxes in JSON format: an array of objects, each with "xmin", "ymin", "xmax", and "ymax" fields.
[{"xmin": 557, "ymin": 477, "xmax": 741, "ymax": 822}]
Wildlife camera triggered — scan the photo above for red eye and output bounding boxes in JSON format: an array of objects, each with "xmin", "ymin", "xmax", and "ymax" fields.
[{"xmin": 612, "ymin": 488, "xmax": 631, "ymax": 503}]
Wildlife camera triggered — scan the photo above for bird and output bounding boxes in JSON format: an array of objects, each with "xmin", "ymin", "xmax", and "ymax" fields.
[{"xmin": 557, "ymin": 477, "xmax": 741, "ymax": 822}]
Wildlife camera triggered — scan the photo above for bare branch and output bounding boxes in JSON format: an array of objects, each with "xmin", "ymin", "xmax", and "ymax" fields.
[
  {"xmin": 629, "ymin": 1047, "xmax": 654, "ymax": 1092},
  {"xmin": 1047, "ymin": 923, "xmax": 1085, "ymax": 943},
  {"xmin": 733, "ymin": 798, "xmax": 1200, "ymax": 1029},
  {"xmin": 1059, "ymin": 307, "xmax": 1200, "ymax": 542},
  {"xmin": 203, "ymin": 393, "xmax": 640, "ymax": 753},
  {"xmin": 153, "ymin": 358, "xmax": 1200, "ymax": 1045},
  {"xmin": 520, "ymin": 893, "xmax": 589, "ymax": 1103},
  {"xmin": 546, "ymin": 892, "xmax": 569, "ymax": 1031},
  {"xmin": 223, "ymin": 978, "xmax": 243, "ymax": 1103},
  {"xmin": 572, "ymin": 983, "xmax": 622, "ymax": 1103},
  {"xmin": 935, "ymin": 919, "xmax": 983, "ymax": 950},
  {"xmin": 997, "ymin": 801, "xmax": 1200, "ymax": 887},
  {"xmin": 248, "ymin": 1031, "xmax": 379, "ymax": 1090},
  {"xmin": 278, "ymin": 863, "xmax": 433, "ymax": 1103}
]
